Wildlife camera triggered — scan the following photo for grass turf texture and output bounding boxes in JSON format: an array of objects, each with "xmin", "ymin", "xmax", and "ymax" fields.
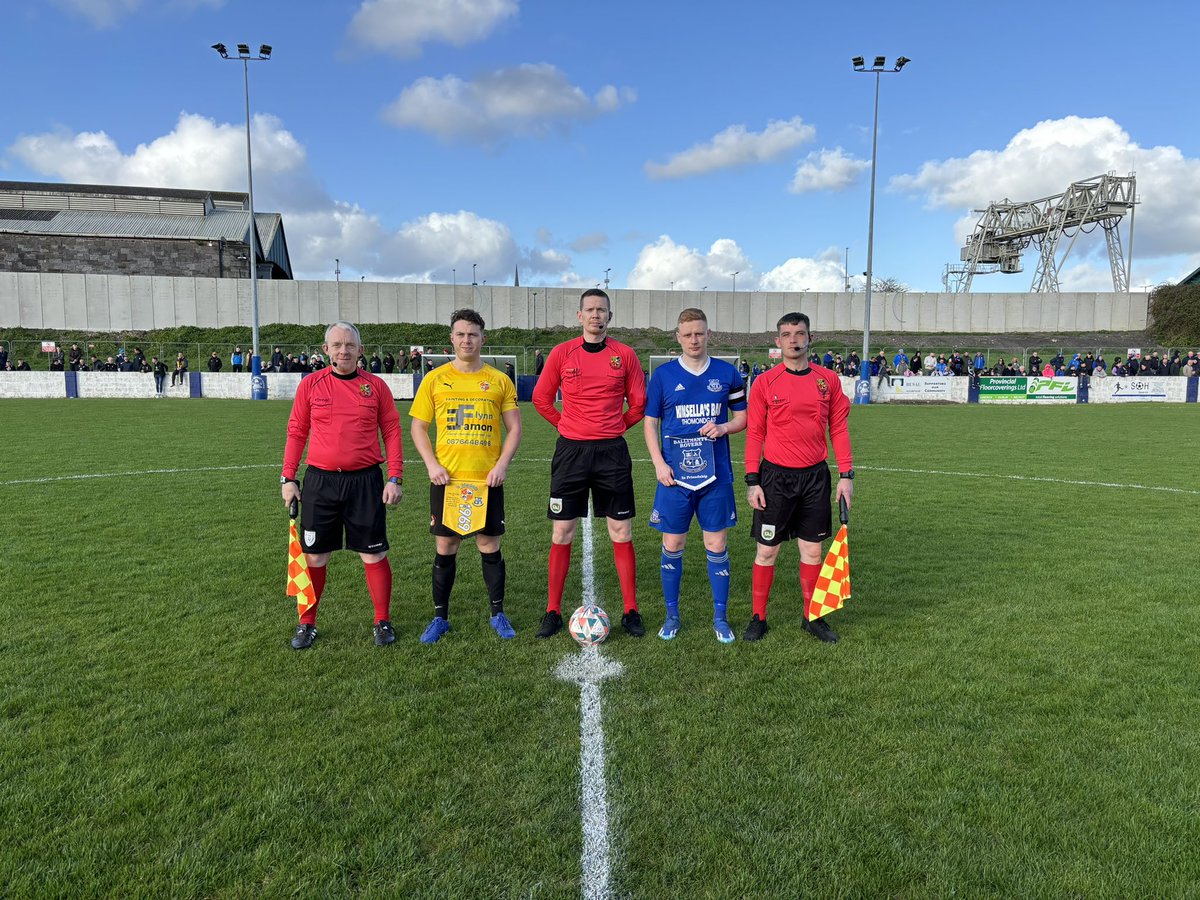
[{"xmin": 2, "ymin": 399, "xmax": 1198, "ymax": 897}]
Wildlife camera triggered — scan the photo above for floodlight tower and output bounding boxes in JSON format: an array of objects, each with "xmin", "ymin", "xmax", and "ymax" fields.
[
  {"xmin": 850, "ymin": 54, "xmax": 909, "ymax": 404},
  {"xmin": 213, "ymin": 41, "xmax": 272, "ymax": 399}
]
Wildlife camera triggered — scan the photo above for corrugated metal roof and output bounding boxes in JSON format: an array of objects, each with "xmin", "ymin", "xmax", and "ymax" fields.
[{"xmin": 0, "ymin": 208, "xmax": 279, "ymax": 244}]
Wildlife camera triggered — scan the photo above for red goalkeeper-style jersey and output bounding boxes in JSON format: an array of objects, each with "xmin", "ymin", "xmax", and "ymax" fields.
[
  {"xmin": 533, "ymin": 336, "xmax": 646, "ymax": 440},
  {"xmin": 744, "ymin": 364, "xmax": 852, "ymax": 473},
  {"xmin": 282, "ymin": 367, "xmax": 403, "ymax": 479}
]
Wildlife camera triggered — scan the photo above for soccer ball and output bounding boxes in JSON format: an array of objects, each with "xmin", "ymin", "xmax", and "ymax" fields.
[{"xmin": 568, "ymin": 604, "xmax": 610, "ymax": 647}]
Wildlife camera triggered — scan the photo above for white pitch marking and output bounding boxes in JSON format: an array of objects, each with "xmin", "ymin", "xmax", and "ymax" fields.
[
  {"xmin": 554, "ymin": 505, "xmax": 623, "ymax": 900},
  {"xmin": 0, "ymin": 463, "xmax": 277, "ymax": 487},
  {"xmin": 858, "ymin": 464, "xmax": 1200, "ymax": 497}
]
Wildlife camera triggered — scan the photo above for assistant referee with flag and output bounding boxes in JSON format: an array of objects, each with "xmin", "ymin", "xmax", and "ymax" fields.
[
  {"xmin": 281, "ymin": 321, "xmax": 404, "ymax": 650},
  {"xmin": 743, "ymin": 312, "xmax": 853, "ymax": 643}
]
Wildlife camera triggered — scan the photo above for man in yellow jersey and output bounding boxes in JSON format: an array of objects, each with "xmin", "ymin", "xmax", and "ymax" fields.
[{"xmin": 410, "ymin": 308, "xmax": 523, "ymax": 642}]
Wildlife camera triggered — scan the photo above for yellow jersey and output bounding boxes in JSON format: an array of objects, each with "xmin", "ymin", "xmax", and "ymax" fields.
[{"xmin": 410, "ymin": 361, "xmax": 518, "ymax": 477}]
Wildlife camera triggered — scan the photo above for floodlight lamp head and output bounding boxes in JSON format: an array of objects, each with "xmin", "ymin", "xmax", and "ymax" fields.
[
  {"xmin": 851, "ymin": 56, "xmax": 865, "ymax": 68},
  {"xmin": 873, "ymin": 55, "xmax": 887, "ymax": 68},
  {"xmin": 237, "ymin": 43, "xmax": 251, "ymax": 57},
  {"xmin": 212, "ymin": 43, "xmax": 229, "ymax": 58},
  {"xmin": 895, "ymin": 56, "xmax": 910, "ymax": 70},
  {"xmin": 259, "ymin": 44, "xmax": 272, "ymax": 58}
]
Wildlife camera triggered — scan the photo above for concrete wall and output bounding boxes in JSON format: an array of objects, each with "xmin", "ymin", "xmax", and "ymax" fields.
[
  {"xmin": 0, "ymin": 271, "xmax": 1150, "ymax": 334},
  {"xmin": 0, "ymin": 371, "xmax": 417, "ymax": 401},
  {"xmin": 0, "ymin": 235, "xmax": 251, "ymax": 280}
]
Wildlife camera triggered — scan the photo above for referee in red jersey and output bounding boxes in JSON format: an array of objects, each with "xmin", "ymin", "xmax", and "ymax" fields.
[
  {"xmin": 532, "ymin": 288, "xmax": 647, "ymax": 638},
  {"xmin": 743, "ymin": 312, "xmax": 853, "ymax": 643},
  {"xmin": 281, "ymin": 321, "xmax": 404, "ymax": 650}
]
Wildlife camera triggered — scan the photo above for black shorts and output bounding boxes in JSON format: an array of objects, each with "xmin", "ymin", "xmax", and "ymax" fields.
[
  {"xmin": 300, "ymin": 466, "xmax": 388, "ymax": 554},
  {"xmin": 548, "ymin": 436, "xmax": 636, "ymax": 520},
  {"xmin": 430, "ymin": 482, "xmax": 505, "ymax": 537},
  {"xmin": 751, "ymin": 459, "xmax": 832, "ymax": 546}
]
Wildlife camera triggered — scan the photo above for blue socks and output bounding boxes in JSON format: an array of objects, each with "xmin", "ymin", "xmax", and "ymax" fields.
[
  {"xmin": 660, "ymin": 546, "xmax": 684, "ymax": 618},
  {"xmin": 707, "ymin": 550, "xmax": 731, "ymax": 621}
]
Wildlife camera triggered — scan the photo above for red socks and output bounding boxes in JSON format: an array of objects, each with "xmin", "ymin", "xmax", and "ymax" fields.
[
  {"xmin": 299, "ymin": 563, "xmax": 327, "ymax": 625},
  {"xmin": 547, "ymin": 543, "xmax": 572, "ymax": 613},
  {"xmin": 752, "ymin": 563, "xmax": 775, "ymax": 619},
  {"xmin": 363, "ymin": 557, "xmax": 392, "ymax": 624},
  {"xmin": 800, "ymin": 562, "xmax": 821, "ymax": 616},
  {"xmin": 612, "ymin": 540, "xmax": 637, "ymax": 613}
]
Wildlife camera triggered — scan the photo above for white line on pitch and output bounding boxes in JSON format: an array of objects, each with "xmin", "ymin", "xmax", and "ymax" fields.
[
  {"xmin": 554, "ymin": 506, "xmax": 623, "ymax": 900},
  {"xmin": 858, "ymin": 465, "xmax": 1200, "ymax": 496},
  {"xmin": 0, "ymin": 463, "xmax": 278, "ymax": 486}
]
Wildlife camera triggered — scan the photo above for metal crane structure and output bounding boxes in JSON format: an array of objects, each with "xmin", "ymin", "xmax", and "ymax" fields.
[{"xmin": 943, "ymin": 173, "xmax": 1137, "ymax": 293}]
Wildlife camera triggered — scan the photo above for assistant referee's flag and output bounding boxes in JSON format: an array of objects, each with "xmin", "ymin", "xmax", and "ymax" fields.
[
  {"xmin": 806, "ymin": 496, "xmax": 851, "ymax": 621},
  {"xmin": 286, "ymin": 502, "xmax": 316, "ymax": 617}
]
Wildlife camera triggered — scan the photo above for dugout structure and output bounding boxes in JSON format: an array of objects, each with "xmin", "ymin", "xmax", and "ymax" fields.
[
  {"xmin": 648, "ymin": 354, "xmax": 740, "ymax": 377},
  {"xmin": 420, "ymin": 353, "xmax": 519, "ymax": 376}
]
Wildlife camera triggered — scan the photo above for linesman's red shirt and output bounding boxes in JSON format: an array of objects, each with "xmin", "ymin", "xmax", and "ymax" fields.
[
  {"xmin": 744, "ymin": 363, "xmax": 852, "ymax": 473},
  {"xmin": 533, "ymin": 336, "xmax": 646, "ymax": 440},
  {"xmin": 283, "ymin": 367, "xmax": 403, "ymax": 479}
]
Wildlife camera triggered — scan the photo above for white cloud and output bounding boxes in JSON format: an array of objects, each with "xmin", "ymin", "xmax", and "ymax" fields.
[
  {"xmin": 644, "ymin": 117, "xmax": 815, "ymax": 181},
  {"xmin": 383, "ymin": 64, "xmax": 631, "ymax": 141},
  {"xmin": 789, "ymin": 147, "xmax": 869, "ymax": 193},
  {"xmin": 7, "ymin": 113, "xmax": 567, "ymax": 282},
  {"xmin": 49, "ymin": 0, "xmax": 222, "ymax": 28},
  {"xmin": 347, "ymin": 0, "xmax": 517, "ymax": 58},
  {"xmin": 568, "ymin": 232, "xmax": 608, "ymax": 253},
  {"xmin": 626, "ymin": 236, "xmax": 750, "ymax": 290},
  {"xmin": 759, "ymin": 248, "xmax": 850, "ymax": 292},
  {"xmin": 892, "ymin": 115, "xmax": 1200, "ymax": 267}
]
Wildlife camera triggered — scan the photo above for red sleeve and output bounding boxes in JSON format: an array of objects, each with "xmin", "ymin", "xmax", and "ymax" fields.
[
  {"xmin": 374, "ymin": 378, "xmax": 404, "ymax": 479},
  {"xmin": 828, "ymin": 376, "xmax": 852, "ymax": 471},
  {"xmin": 622, "ymin": 345, "xmax": 646, "ymax": 428},
  {"xmin": 743, "ymin": 372, "xmax": 768, "ymax": 475},
  {"xmin": 282, "ymin": 373, "xmax": 313, "ymax": 478},
  {"xmin": 532, "ymin": 343, "xmax": 564, "ymax": 427}
]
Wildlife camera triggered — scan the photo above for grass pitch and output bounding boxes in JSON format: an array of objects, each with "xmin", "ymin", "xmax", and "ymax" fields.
[{"xmin": 2, "ymin": 398, "xmax": 1199, "ymax": 898}]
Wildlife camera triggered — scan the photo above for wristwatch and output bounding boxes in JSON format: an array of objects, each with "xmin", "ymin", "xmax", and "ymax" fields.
[
  {"xmin": 280, "ymin": 476, "xmax": 299, "ymax": 485},
  {"xmin": 388, "ymin": 476, "xmax": 402, "ymax": 485},
  {"xmin": 839, "ymin": 469, "xmax": 855, "ymax": 480}
]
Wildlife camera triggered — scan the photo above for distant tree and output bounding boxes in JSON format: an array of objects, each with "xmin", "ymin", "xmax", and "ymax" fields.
[
  {"xmin": 1148, "ymin": 283, "xmax": 1200, "ymax": 345},
  {"xmin": 872, "ymin": 276, "xmax": 909, "ymax": 294}
]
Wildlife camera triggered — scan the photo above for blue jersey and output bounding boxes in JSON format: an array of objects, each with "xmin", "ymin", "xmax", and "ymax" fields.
[{"xmin": 646, "ymin": 357, "xmax": 747, "ymax": 486}]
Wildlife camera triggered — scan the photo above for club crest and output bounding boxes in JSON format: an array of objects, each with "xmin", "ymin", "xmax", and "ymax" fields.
[
  {"xmin": 707, "ymin": 378, "xmax": 722, "ymax": 392},
  {"xmin": 649, "ymin": 509, "xmax": 661, "ymax": 524},
  {"xmin": 479, "ymin": 381, "xmax": 490, "ymax": 391},
  {"xmin": 359, "ymin": 383, "xmax": 372, "ymax": 397},
  {"xmin": 610, "ymin": 355, "xmax": 622, "ymax": 369}
]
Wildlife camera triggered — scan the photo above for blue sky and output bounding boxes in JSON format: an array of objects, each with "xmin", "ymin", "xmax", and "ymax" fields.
[{"xmin": 4, "ymin": 0, "xmax": 1197, "ymax": 292}]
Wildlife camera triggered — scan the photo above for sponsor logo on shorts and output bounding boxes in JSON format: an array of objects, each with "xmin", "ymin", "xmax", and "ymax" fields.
[
  {"xmin": 430, "ymin": 515, "xmax": 436, "ymax": 527},
  {"xmin": 368, "ymin": 542, "xmax": 383, "ymax": 549},
  {"xmin": 616, "ymin": 509, "xmax": 631, "ymax": 516},
  {"xmin": 304, "ymin": 530, "xmax": 316, "ymax": 546},
  {"xmin": 550, "ymin": 497, "xmax": 563, "ymax": 514},
  {"xmin": 707, "ymin": 378, "xmax": 722, "ymax": 392},
  {"xmin": 760, "ymin": 524, "xmax": 776, "ymax": 541},
  {"xmin": 650, "ymin": 509, "xmax": 661, "ymax": 524},
  {"xmin": 359, "ymin": 383, "xmax": 373, "ymax": 397}
]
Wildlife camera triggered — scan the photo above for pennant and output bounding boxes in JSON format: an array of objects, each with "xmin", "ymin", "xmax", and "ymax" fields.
[
  {"xmin": 287, "ymin": 518, "xmax": 316, "ymax": 617},
  {"xmin": 805, "ymin": 524, "xmax": 851, "ymax": 620},
  {"xmin": 442, "ymin": 477, "xmax": 489, "ymax": 536}
]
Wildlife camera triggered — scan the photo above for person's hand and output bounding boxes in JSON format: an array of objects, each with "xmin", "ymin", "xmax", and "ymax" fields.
[
  {"xmin": 382, "ymin": 482, "xmax": 403, "ymax": 505},
  {"xmin": 486, "ymin": 461, "xmax": 509, "ymax": 488},
  {"xmin": 281, "ymin": 481, "xmax": 301, "ymax": 507},
  {"xmin": 747, "ymin": 485, "xmax": 766, "ymax": 510},
  {"xmin": 654, "ymin": 460, "xmax": 675, "ymax": 487},
  {"xmin": 835, "ymin": 478, "xmax": 853, "ymax": 509},
  {"xmin": 427, "ymin": 463, "xmax": 450, "ymax": 486},
  {"xmin": 697, "ymin": 421, "xmax": 725, "ymax": 440}
]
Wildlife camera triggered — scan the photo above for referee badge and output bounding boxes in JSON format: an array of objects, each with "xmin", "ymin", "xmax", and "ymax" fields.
[
  {"xmin": 760, "ymin": 524, "xmax": 775, "ymax": 541},
  {"xmin": 359, "ymin": 383, "xmax": 373, "ymax": 397},
  {"xmin": 304, "ymin": 530, "xmax": 316, "ymax": 546},
  {"xmin": 610, "ymin": 355, "xmax": 622, "ymax": 369},
  {"xmin": 550, "ymin": 497, "xmax": 563, "ymax": 514},
  {"xmin": 815, "ymin": 377, "xmax": 829, "ymax": 398}
]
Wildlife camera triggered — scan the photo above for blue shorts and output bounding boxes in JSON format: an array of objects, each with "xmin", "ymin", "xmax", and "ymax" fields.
[{"xmin": 649, "ymin": 481, "xmax": 738, "ymax": 535}]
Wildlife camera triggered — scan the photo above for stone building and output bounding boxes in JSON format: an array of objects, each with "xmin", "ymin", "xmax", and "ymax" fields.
[{"xmin": 0, "ymin": 181, "xmax": 292, "ymax": 280}]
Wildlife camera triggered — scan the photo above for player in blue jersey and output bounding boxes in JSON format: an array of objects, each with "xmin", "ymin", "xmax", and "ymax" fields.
[{"xmin": 643, "ymin": 308, "xmax": 748, "ymax": 642}]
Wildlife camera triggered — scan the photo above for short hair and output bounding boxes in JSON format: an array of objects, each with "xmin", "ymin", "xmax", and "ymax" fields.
[
  {"xmin": 677, "ymin": 308, "xmax": 708, "ymax": 327},
  {"xmin": 450, "ymin": 308, "xmax": 485, "ymax": 330},
  {"xmin": 580, "ymin": 288, "xmax": 611, "ymax": 310},
  {"xmin": 776, "ymin": 311, "xmax": 811, "ymax": 332},
  {"xmin": 324, "ymin": 321, "xmax": 362, "ymax": 345}
]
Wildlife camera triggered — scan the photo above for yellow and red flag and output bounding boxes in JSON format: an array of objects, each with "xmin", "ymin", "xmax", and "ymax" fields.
[
  {"xmin": 286, "ymin": 516, "xmax": 316, "ymax": 618},
  {"xmin": 805, "ymin": 497, "xmax": 851, "ymax": 621}
]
